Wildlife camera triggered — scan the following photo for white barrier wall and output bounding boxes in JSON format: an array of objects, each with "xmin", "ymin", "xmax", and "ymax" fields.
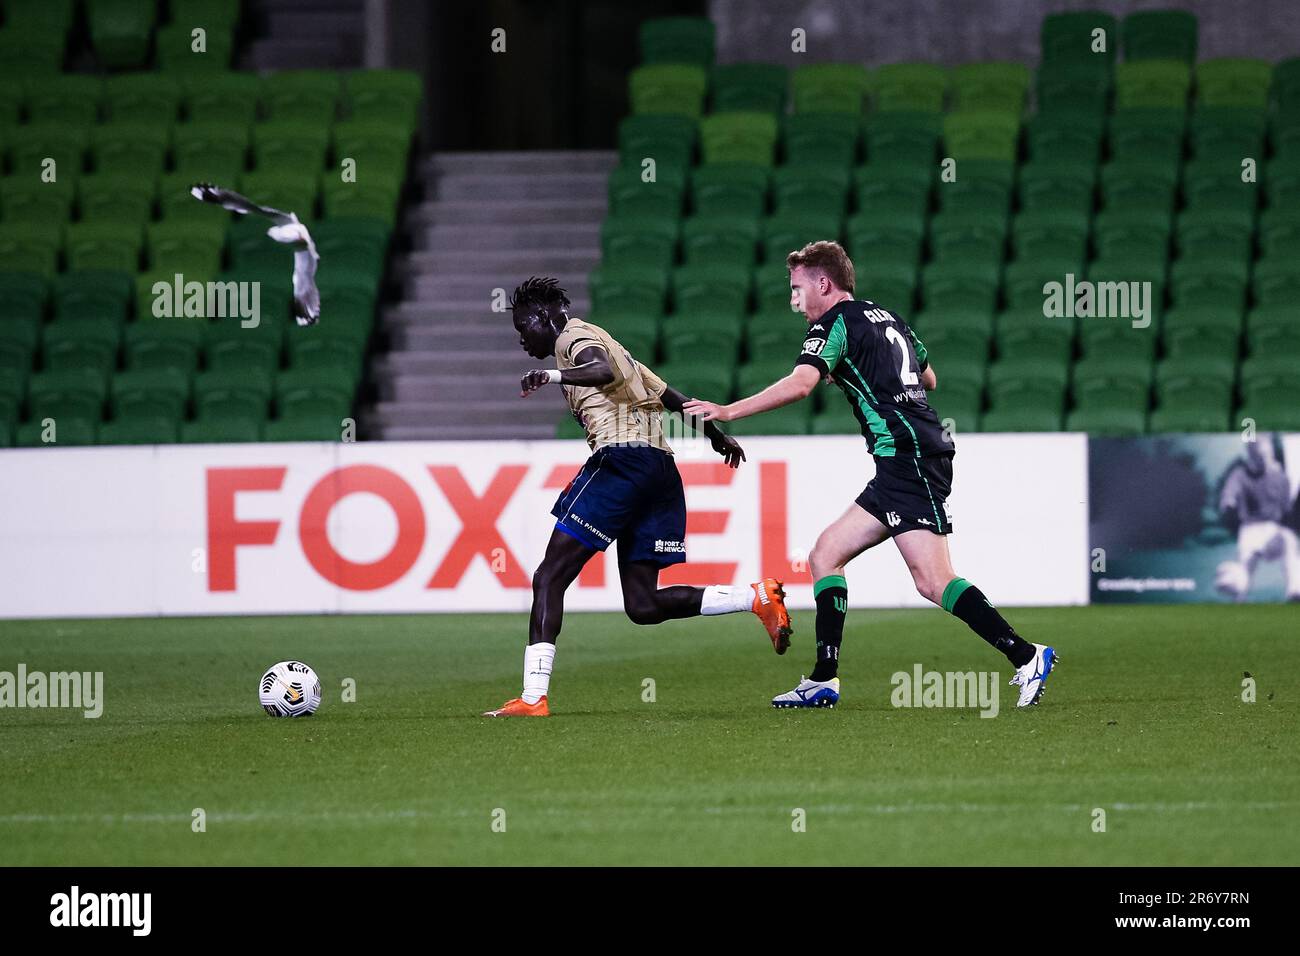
[{"xmin": 0, "ymin": 434, "xmax": 1089, "ymax": 618}]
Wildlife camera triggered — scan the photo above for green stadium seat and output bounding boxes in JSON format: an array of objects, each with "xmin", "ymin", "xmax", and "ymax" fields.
[
  {"xmin": 171, "ymin": 0, "xmax": 242, "ymax": 27},
  {"xmin": 26, "ymin": 75, "xmax": 103, "ymax": 126},
  {"xmin": 0, "ymin": 272, "xmax": 48, "ymax": 322},
  {"xmin": 1259, "ymin": 208, "xmax": 1300, "ymax": 259},
  {"xmin": 1040, "ymin": 11, "xmax": 1118, "ymax": 67},
  {"xmin": 711, "ymin": 63, "xmax": 787, "ymax": 114},
  {"xmin": 172, "ymin": 122, "xmax": 249, "ymax": 180},
  {"xmin": 1162, "ymin": 305, "xmax": 1242, "ymax": 359},
  {"xmin": 995, "ymin": 307, "xmax": 1074, "ymax": 363},
  {"xmin": 1246, "ymin": 306, "xmax": 1300, "ymax": 356},
  {"xmin": 123, "ymin": 320, "xmax": 203, "ymax": 372},
  {"xmin": 251, "ymin": 120, "xmax": 330, "ymax": 173},
  {"xmin": 921, "ymin": 260, "xmax": 999, "ymax": 313},
  {"xmin": 608, "ymin": 164, "xmax": 685, "ymax": 219},
  {"xmin": 104, "ymin": 72, "xmax": 181, "ymax": 124},
  {"xmin": 155, "ymin": 20, "xmax": 234, "ymax": 72},
  {"xmin": 753, "ymin": 269, "xmax": 797, "ymax": 314},
  {"xmin": 1017, "ymin": 160, "xmax": 1096, "ymax": 216},
  {"xmin": 1108, "ymin": 108, "xmax": 1185, "ymax": 163},
  {"xmin": 873, "ymin": 63, "xmax": 948, "ymax": 113},
  {"xmin": 147, "ymin": 219, "xmax": 226, "ymax": 276},
  {"xmin": 660, "ymin": 319, "xmax": 742, "ymax": 365},
  {"xmin": 769, "ymin": 164, "xmax": 852, "ymax": 217},
  {"xmin": 0, "ymin": 177, "xmax": 75, "ymax": 224},
  {"xmin": 42, "ymin": 317, "xmax": 120, "ymax": 375},
  {"xmin": 98, "ymin": 413, "xmax": 180, "ymax": 445},
  {"xmin": 629, "ymin": 64, "xmax": 708, "ymax": 118},
  {"xmin": 600, "ymin": 216, "xmax": 678, "ymax": 271},
  {"xmin": 929, "ymin": 383, "xmax": 982, "ymax": 433},
  {"xmin": 1024, "ymin": 110, "xmax": 1104, "ymax": 162},
  {"xmin": 204, "ymin": 319, "xmax": 283, "ymax": 375},
  {"xmin": 1035, "ymin": 62, "xmax": 1112, "ymax": 116},
  {"xmin": 321, "ymin": 177, "xmax": 401, "ymax": 226},
  {"xmin": 1100, "ymin": 161, "xmax": 1177, "ymax": 214},
  {"xmin": 0, "ymin": 29, "xmax": 65, "ymax": 77},
  {"xmin": 589, "ymin": 265, "xmax": 669, "ymax": 315},
  {"xmin": 87, "ymin": 0, "xmax": 157, "ymax": 70},
  {"xmin": 331, "ymin": 119, "xmax": 412, "ymax": 181},
  {"xmin": 700, "ymin": 112, "xmax": 779, "ymax": 166},
  {"xmin": 183, "ymin": 72, "xmax": 259, "ymax": 123},
  {"xmin": 1149, "ymin": 403, "xmax": 1230, "ymax": 432},
  {"xmin": 341, "ymin": 69, "xmax": 421, "ymax": 127},
  {"xmin": 1114, "ymin": 60, "xmax": 1192, "ymax": 109},
  {"xmin": 935, "ymin": 158, "xmax": 1014, "ymax": 216},
  {"xmin": 847, "ymin": 214, "xmax": 924, "ymax": 268},
  {"xmin": 1156, "ymin": 354, "xmax": 1235, "ymax": 412},
  {"xmin": 689, "ymin": 163, "xmax": 767, "ymax": 217},
  {"xmin": 77, "ymin": 173, "xmax": 155, "ymax": 224},
  {"xmin": 4, "ymin": 0, "xmax": 78, "ymax": 31},
  {"xmin": 951, "ymin": 61, "xmax": 1030, "ymax": 114},
  {"xmin": 1066, "ymin": 406, "xmax": 1147, "ymax": 435},
  {"xmin": 263, "ymin": 414, "xmax": 347, "ymax": 442},
  {"xmin": 912, "ymin": 308, "xmax": 994, "ymax": 357},
  {"xmin": 1012, "ymin": 208, "xmax": 1089, "ymax": 264},
  {"xmin": 52, "ymin": 271, "xmax": 133, "ymax": 325},
  {"xmin": 1183, "ymin": 158, "xmax": 1259, "ymax": 215},
  {"xmin": 1196, "ymin": 58, "xmax": 1271, "ymax": 107},
  {"xmin": 0, "ymin": 220, "xmax": 62, "ymax": 277},
  {"xmin": 653, "ymin": 362, "xmax": 734, "ymax": 402},
  {"xmin": 618, "ymin": 114, "xmax": 696, "ymax": 169},
  {"xmin": 942, "ymin": 111, "xmax": 1019, "ymax": 161},
  {"xmin": 1072, "ymin": 354, "xmax": 1152, "ymax": 408},
  {"xmin": 110, "ymin": 367, "xmax": 190, "ymax": 420},
  {"xmin": 181, "ymin": 415, "xmax": 262, "ymax": 443},
  {"xmin": 862, "ymin": 111, "xmax": 941, "ymax": 166},
  {"xmin": 1252, "ymin": 260, "xmax": 1300, "ymax": 306},
  {"xmin": 1092, "ymin": 208, "xmax": 1171, "ymax": 261},
  {"xmin": 262, "ymin": 70, "xmax": 340, "ymax": 126},
  {"xmin": 680, "ymin": 215, "xmax": 759, "ymax": 268},
  {"xmin": 854, "ymin": 260, "xmax": 917, "ymax": 314},
  {"xmin": 194, "ymin": 367, "xmax": 273, "ymax": 420},
  {"xmin": 1121, "ymin": 10, "xmax": 1197, "ymax": 64},
  {"xmin": 1176, "ymin": 207, "xmax": 1254, "ymax": 263},
  {"xmin": 91, "ymin": 122, "xmax": 169, "ymax": 176},
  {"xmin": 238, "ymin": 170, "xmax": 319, "ymax": 217},
  {"xmin": 7, "ymin": 123, "xmax": 88, "ymax": 180},
  {"xmin": 66, "ymin": 221, "xmax": 143, "ymax": 273},
  {"xmin": 762, "ymin": 211, "xmax": 842, "ymax": 264},
  {"xmin": 672, "ymin": 264, "xmax": 750, "ymax": 314},
  {"xmin": 811, "ymin": 402, "xmax": 862, "ymax": 435},
  {"xmin": 736, "ymin": 356, "xmax": 794, "ymax": 393},
  {"xmin": 1190, "ymin": 106, "xmax": 1266, "ymax": 159},
  {"xmin": 854, "ymin": 164, "xmax": 931, "ymax": 220},
  {"xmin": 26, "ymin": 367, "xmax": 108, "ymax": 422},
  {"xmin": 929, "ymin": 210, "xmax": 1007, "ymax": 266},
  {"xmin": 1236, "ymin": 400, "xmax": 1300, "ymax": 431},
  {"xmin": 16, "ymin": 416, "xmax": 97, "ymax": 447},
  {"xmin": 792, "ymin": 63, "xmax": 870, "ymax": 115},
  {"xmin": 638, "ymin": 17, "xmax": 714, "ymax": 67},
  {"xmin": 1266, "ymin": 158, "xmax": 1300, "ymax": 208},
  {"xmin": 783, "ymin": 114, "xmax": 859, "ymax": 167},
  {"xmin": 590, "ymin": 316, "xmax": 658, "ymax": 362},
  {"xmin": 726, "ymin": 401, "xmax": 810, "ymax": 436}
]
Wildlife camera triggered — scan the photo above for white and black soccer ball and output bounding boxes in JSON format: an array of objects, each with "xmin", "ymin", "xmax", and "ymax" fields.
[{"xmin": 259, "ymin": 661, "xmax": 321, "ymax": 717}]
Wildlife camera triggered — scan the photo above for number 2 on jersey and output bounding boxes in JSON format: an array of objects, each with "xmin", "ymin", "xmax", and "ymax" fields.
[{"xmin": 884, "ymin": 326, "xmax": 919, "ymax": 386}]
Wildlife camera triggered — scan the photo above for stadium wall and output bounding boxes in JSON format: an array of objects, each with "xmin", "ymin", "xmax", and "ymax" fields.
[{"xmin": 0, "ymin": 435, "xmax": 1087, "ymax": 619}]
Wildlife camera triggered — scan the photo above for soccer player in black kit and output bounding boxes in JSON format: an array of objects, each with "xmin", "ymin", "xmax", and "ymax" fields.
[{"xmin": 685, "ymin": 241, "xmax": 1058, "ymax": 709}]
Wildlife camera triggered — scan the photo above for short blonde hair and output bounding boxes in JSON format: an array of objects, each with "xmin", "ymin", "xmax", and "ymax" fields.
[{"xmin": 786, "ymin": 240, "xmax": 855, "ymax": 293}]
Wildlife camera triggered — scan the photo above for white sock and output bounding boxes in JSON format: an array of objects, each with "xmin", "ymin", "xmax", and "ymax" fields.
[
  {"xmin": 521, "ymin": 642, "xmax": 555, "ymax": 704},
  {"xmin": 701, "ymin": 584, "xmax": 753, "ymax": 616}
]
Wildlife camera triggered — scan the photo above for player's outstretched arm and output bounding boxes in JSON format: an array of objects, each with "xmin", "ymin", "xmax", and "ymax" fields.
[
  {"xmin": 660, "ymin": 384, "xmax": 745, "ymax": 469},
  {"xmin": 921, "ymin": 365, "xmax": 937, "ymax": 390},
  {"xmin": 520, "ymin": 346, "xmax": 614, "ymax": 396},
  {"xmin": 683, "ymin": 364, "xmax": 819, "ymax": 423}
]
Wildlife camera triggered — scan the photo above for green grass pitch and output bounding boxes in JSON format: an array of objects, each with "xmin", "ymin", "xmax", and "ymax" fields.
[{"xmin": 0, "ymin": 605, "xmax": 1296, "ymax": 866}]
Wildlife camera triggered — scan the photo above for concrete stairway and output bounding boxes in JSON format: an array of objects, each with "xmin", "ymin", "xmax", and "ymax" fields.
[
  {"xmin": 239, "ymin": 0, "xmax": 366, "ymax": 71},
  {"xmin": 363, "ymin": 150, "xmax": 617, "ymax": 441}
]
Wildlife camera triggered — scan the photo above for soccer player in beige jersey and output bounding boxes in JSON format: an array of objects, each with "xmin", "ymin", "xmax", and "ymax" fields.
[{"xmin": 482, "ymin": 277, "xmax": 792, "ymax": 717}]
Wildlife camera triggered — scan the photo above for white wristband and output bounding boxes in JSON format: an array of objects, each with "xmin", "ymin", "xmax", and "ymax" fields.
[{"xmin": 545, "ymin": 369, "xmax": 562, "ymax": 384}]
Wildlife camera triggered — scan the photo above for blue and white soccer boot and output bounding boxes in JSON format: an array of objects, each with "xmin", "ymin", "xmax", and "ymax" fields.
[
  {"xmin": 771, "ymin": 676, "xmax": 840, "ymax": 709},
  {"xmin": 1009, "ymin": 644, "xmax": 1057, "ymax": 708}
]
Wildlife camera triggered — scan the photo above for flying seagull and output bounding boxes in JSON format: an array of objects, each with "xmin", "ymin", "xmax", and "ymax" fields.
[{"xmin": 190, "ymin": 182, "xmax": 321, "ymax": 325}]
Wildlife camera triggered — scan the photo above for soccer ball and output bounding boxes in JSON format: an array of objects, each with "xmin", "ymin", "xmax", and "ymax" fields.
[{"xmin": 259, "ymin": 661, "xmax": 321, "ymax": 717}]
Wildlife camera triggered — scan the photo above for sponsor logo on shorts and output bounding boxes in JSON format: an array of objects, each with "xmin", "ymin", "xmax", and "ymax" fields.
[
  {"xmin": 653, "ymin": 539, "xmax": 685, "ymax": 554},
  {"xmin": 885, "ymin": 511, "xmax": 902, "ymax": 527},
  {"xmin": 568, "ymin": 513, "xmax": 612, "ymax": 543}
]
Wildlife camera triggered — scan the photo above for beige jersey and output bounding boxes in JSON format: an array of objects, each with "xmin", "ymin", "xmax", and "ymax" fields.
[{"xmin": 555, "ymin": 319, "xmax": 671, "ymax": 454}]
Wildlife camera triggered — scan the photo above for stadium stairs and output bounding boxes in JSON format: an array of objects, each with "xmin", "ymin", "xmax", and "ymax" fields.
[{"xmin": 363, "ymin": 149, "xmax": 617, "ymax": 441}]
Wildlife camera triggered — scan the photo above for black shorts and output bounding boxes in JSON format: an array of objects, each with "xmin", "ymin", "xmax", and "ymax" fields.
[{"xmin": 855, "ymin": 452, "xmax": 954, "ymax": 536}]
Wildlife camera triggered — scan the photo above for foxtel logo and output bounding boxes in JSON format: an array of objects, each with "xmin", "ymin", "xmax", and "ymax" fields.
[{"xmin": 50, "ymin": 886, "xmax": 151, "ymax": 936}]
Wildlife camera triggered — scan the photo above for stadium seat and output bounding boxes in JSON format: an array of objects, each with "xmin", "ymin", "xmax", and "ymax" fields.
[
  {"xmin": 618, "ymin": 114, "xmax": 697, "ymax": 169},
  {"xmin": 91, "ymin": 122, "xmax": 170, "ymax": 176},
  {"xmin": 942, "ymin": 111, "xmax": 1020, "ymax": 161},
  {"xmin": 1100, "ymin": 161, "xmax": 1178, "ymax": 214},
  {"xmin": 147, "ymin": 220, "xmax": 226, "ymax": 276},
  {"xmin": 1156, "ymin": 354, "xmax": 1236, "ymax": 413},
  {"xmin": 711, "ymin": 63, "xmax": 787, "ymax": 114},
  {"xmin": 1196, "ymin": 58, "xmax": 1271, "ymax": 107},
  {"xmin": 124, "ymin": 320, "xmax": 203, "ymax": 372},
  {"xmin": 238, "ymin": 171, "xmax": 319, "ymax": 217},
  {"xmin": 673, "ymin": 264, "xmax": 750, "ymax": 315},
  {"xmin": 1035, "ymin": 63, "xmax": 1112, "ymax": 116},
  {"xmin": 204, "ymin": 319, "xmax": 282, "ymax": 376},
  {"xmin": 0, "ymin": 28, "xmax": 65, "ymax": 77},
  {"xmin": 110, "ymin": 367, "xmax": 190, "ymax": 420},
  {"xmin": 1183, "ymin": 158, "xmax": 1259, "ymax": 214},
  {"xmin": 680, "ymin": 215, "xmax": 759, "ymax": 268},
  {"xmin": 862, "ymin": 111, "xmax": 942, "ymax": 166},
  {"xmin": 1149, "ymin": 403, "xmax": 1230, "ymax": 432},
  {"xmin": 601, "ymin": 216, "xmax": 678, "ymax": 271},
  {"xmin": 263, "ymin": 414, "xmax": 346, "ymax": 442},
  {"xmin": 42, "ymin": 318, "xmax": 120, "ymax": 375},
  {"xmin": 854, "ymin": 260, "xmax": 917, "ymax": 314},
  {"xmin": 87, "ymin": 0, "xmax": 157, "ymax": 70},
  {"xmin": 1092, "ymin": 208, "xmax": 1172, "ymax": 262},
  {"xmin": 996, "ymin": 307, "xmax": 1074, "ymax": 364},
  {"xmin": 252, "ymin": 120, "xmax": 331, "ymax": 173},
  {"xmin": 854, "ymin": 164, "xmax": 931, "ymax": 220},
  {"xmin": 607, "ymin": 164, "xmax": 685, "ymax": 218},
  {"xmin": 1011, "ymin": 208, "xmax": 1089, "ymax": 264},
  {"xmin": 873, "ymin": 63, "xmax": 948, "ymax": 113},
  {"xmin": 1162, "ymin": 305, "xmax": 1242, "ymax": 359},
  {"xmin": 155, "ymin": 20, "xmax": 234, "ymax": 71},
  {"xmin": 183, "ymin": 72, "xmax": 260, "ymax": 123},
  {"xmin": 762, "ymin": 211, "xmax": 842, "ymax": 264},
  {"xmin": 1108, "ymin": 108, "xmax": 1186, "ymax": 164},
  {"xmin": 929, "ymin": 210, "xmax": 1007, "ymax": 266},
  {"xmin": 1072, "ymin": 354, "xmax": 1152, "ymax": 411},
  {"xmin": 1114, "ymin": 60, "xmax": 1192, "ymax": 108},
  {"xmin": 261, "ymin": 70, "xmax": 341, "ymax": 127},
  {"xmin": 1066, "ymin": 406, "xmax": 1147, "ymax": 435},
  {"xmin": 1247, "ymin": 305, "xmax": 1300, "ymax": 355},
  {"xmin": 181, "ymin": 415, "xmax": 262, "ymax": 443},
  {"xmin": 66, "ymin": 222, "xmax": 143, "ymax": 273},
  {"xmin": 98, "ymin": 413, "xmax": 180, "ymax": 445},
  {"xmin": 26, "ymin": 367, "xmax": 108, "ymax": 423},
  {"xmin": 648, "ymin": 361, "xmax": 734, "ymax": 403},
  {"xmin": 7, "ymin": 123, "xmax": 88, "ymax": 180},
  {"xmin": 921, "ymin": 260, "xmax": 999, "ymax": 313},
  {"xmin": 0, "ymin": 273, "xmax": 49, "ymax": 326},
  {"xmin": 78, "ymin": 173, "xmax": 155, "ymax": 224},
  {"xmin": 1040, "ymin": 10, "xmax": 1118, "ymax": 67},
  {"xmin": 660, "ymin": 318, "xmax": 742, "ymax": 365},
  {"xmin": 935, "ymin": 158, "xmax": 1014, "ymax": 216},
  {"xmin": 792, "ymin": 64, "xmax": 870, "ymax": 115},
  {"xmin": 53, "ymin": 271, "xmax": 134, "ymax": 325},
  {"xmin": 1017, "ymin": 160, "xmax": 1096, "ymax": 216},
  {"xmin": 1, "ymin": 177, "xmax": 75, "ymax": 224},
  {"xmin": 1252, "ymin": 260, "xmax": 1300, "ymax": 306},
  {"xmin": 1121, "ymin": 10, "xmax": 1198, "ymax": 63},
  {"xmin": 753, "ymin": 269, "xmax": 797, "ymax": 314},
  {"xmin": 951, "ymin": 61, "xmax": 1030, "ymax": 114},
  {"xmin": 1266, "ymin": 158, "xmax": 1300, "ymax": 208},
  {"xmin": 847, "ymin": 215, "xmax": 924, "ymax": 269},
  {"xmin": 699, "ymin": 112, "xmax": 779, "ymax": 166},
  {"xmin": 173, "ymin": 122, "xmax": 250, "ymax": 180},
  {"xmin": 771, "ymin": 164, "xmax": 850, "ymax": 217},
  {"xmin": 1189, "ymin": 107, "xmax": 1266, "ymax": 160},
  {"xmin": 1176, "ymin": 207, "xmax": 1254, "ymax": 263},
  {"xmin": 26, "ymin": 74, "xmax": 103, "ymax": 126},
  {"xmin": 16, "ymin": 416, "xmax": 97, "ymax": 447},
  {"xmin": 589, "ymin": 265, "xmax": 669, "ymax": 315},
  {"xmin": 1024, "ymin": 110, "xmax": 1104, "ymax": 162},
  {"xmin": 193, "ymin": 367, "xmax": 273, "ymax": 420},
  {"xmin": 689, "ymin": 163, "xmax": 768, "ymax": 217},
  {"xmin": 628, "ymin": 64, "xmax": 708, "ymax": 118},
  {"xmin": 726, "ymin": 401, "xmax": 810, "ymax": 436},
  {"xmin": 783, "ymin": 114, "xmax": 859, "ymax": 167},
  {"xmin": 638, "ymin": 17, "xmax": 715, "ymax": 67},
  {"xmin": 341, "ymin": 69, "xmax": 422, "ymax": 128},
  {"xmin": 104, "ymin": 73, "xmax": 182, "ymax": 124}
]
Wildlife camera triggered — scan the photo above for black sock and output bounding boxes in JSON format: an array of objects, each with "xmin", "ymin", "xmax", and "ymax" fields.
[
  {"xmin": 942, "ymin": 578, "xmax": 1035, "ymax": 667},
  {"xmin": 810, "ymin": 575, "xmax": 847, "ymax": 682}
]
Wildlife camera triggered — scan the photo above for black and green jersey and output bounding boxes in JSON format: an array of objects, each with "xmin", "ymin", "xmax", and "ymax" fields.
[{"xmin": 795, "ymin": 299, "xmax": 953, "ymax": 458}]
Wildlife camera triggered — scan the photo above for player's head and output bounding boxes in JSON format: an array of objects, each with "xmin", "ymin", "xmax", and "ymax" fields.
[
  {"xmin": 509, "ymin": 275, "xmax": 570, "ymax": 359},
  {"xmin": 786, "ymin": 241, "xmax": 855, "ymax": 321}
]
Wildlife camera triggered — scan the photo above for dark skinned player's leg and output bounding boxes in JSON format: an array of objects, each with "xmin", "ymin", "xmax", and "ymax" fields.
[
  {"xmin": 617, "ymin": 551, "xmax": 702, "ymax": 625},
  {"xmin": 529, "ymin": 526, "xmax": 596, "ymax": 644}
]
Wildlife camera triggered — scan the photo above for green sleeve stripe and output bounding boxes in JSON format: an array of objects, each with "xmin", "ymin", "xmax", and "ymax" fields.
[
  {"xmin": 813, "ymin": 574, "xmax": 848, "ymax": 597},
  {"xmin": 940, "ymin": 577, "xmax": 972, "ymax": 614},
  {"xmin": 820, "ymin": 314, "xmax": 848, "ymax": 369},
  {"xmin": 908, "ymin": 327, "xmax": 928, "ymax": 366}
]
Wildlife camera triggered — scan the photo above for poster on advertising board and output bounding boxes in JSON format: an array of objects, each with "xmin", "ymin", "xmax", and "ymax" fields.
[{"xmin": 1089, "ymin": 433, "xmax": 1300, "ymax": 603}]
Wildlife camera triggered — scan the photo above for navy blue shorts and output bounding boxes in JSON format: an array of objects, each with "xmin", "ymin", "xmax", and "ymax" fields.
[{"xmin": 550, "ymin": 444, "xmax": 687, "ymax": 567}]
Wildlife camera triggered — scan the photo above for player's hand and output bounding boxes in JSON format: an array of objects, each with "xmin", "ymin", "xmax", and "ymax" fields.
[
  {"xmin": 520, "ymin": 369, "xmax": 554, "ymax": 397},
  {"xmin": 711, "ymin": 432, "xmax": 746, "ymax": 469},
  {"xmin": 682, "ymin": 398, "xmax": 730, "ymax": 422}
]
